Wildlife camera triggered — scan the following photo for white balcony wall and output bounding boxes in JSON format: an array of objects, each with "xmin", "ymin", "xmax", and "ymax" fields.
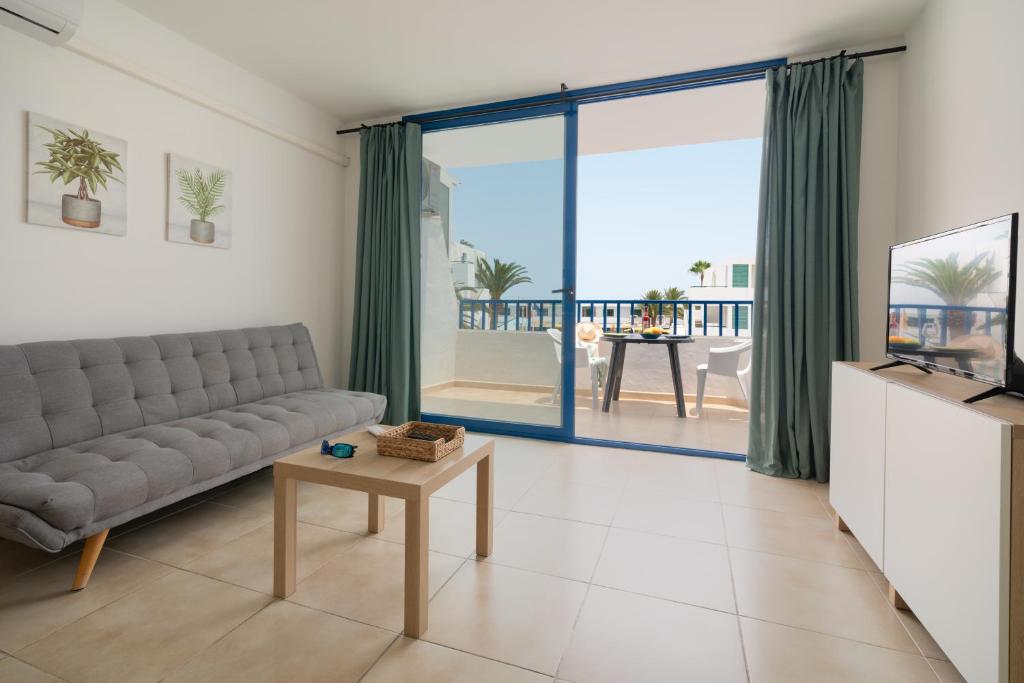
[{"xmin": 421, "ymin": 215, "xmax": 458, "ymax": 388}]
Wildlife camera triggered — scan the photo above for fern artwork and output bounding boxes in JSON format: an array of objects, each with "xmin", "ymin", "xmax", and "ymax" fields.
[
  {"xmin": 27, "ymin": 112, "xmax": 128, "ymax": 236},
  {"xmin": 167, "ymin": 154, "xmax": 232, "ymax": 248}
]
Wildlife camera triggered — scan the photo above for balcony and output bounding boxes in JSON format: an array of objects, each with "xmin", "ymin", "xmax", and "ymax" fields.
[{"xmin": 423, "ymin": 298, "xmax": 753, "ymax": 454}]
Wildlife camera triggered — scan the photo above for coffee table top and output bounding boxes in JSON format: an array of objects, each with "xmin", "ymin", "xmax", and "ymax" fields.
[{"xmin": 273, "ymin": 429, "xmax": 495, "ymax": 500}]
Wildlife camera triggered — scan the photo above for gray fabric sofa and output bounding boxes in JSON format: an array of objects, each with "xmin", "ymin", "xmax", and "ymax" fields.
[{"xmin": 0, "ymin": 323, "xmax": 384, "ymax": 587}]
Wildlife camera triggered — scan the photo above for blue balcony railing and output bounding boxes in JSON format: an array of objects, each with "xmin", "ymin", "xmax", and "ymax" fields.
[
  {"xmin": 889, "ymin": 303, "xmax": 1005, "ymax": 346},
  {"xmin": 458, "ymin": 299, "xmax": 754, "ymax": 337}
]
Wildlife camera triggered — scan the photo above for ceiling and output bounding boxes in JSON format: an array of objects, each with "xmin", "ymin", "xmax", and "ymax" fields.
[{"xmin": 118, "ymin": 0, "xmax": 926, "ymax": 124}]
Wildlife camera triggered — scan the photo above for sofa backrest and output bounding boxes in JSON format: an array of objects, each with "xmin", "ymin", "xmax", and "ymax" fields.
[{"xmin": 0, "ymin": 323, "xmax": 322, "ymax": 462}]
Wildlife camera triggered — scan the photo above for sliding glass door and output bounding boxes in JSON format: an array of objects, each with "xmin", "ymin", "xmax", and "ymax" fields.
[{"xmin": 419, "ymin": 109, "xmax": 577, "ymax": 437}]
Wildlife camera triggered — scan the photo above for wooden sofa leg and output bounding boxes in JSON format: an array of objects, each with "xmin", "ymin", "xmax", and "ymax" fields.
[
  {"xmin": 71, "ymin": 529, "xmax": 109, "ymax": 591},
  {"xmin": 834, "ymin": 512, "xmax": 850, "ymax": 532}
]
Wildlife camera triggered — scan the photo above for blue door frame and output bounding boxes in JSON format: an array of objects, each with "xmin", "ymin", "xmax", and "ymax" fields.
[{"xmin": 410, "ymin": 58, "xmax": 784, "ymax": 462}]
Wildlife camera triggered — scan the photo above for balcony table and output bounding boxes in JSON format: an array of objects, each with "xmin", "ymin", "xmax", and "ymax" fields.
[{"xmin": 601, "ymin": 334, "xmax": 695, "ymax": 417}]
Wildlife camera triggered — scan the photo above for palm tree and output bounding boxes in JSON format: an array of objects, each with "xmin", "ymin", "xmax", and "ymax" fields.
[
  {"xmin": 639, "ymin": 289, "xmax": 662, "ymax": 325},
  {"xmin": 662, "ymin": 286, "xmax": 686, "ymax": 323},
  {"xmin": 689, "ymin": 260, "xmax": 712, "ymax": 286},
  {"xmin": 893, "ymin": 253, "xmax": 1002, "ymax": 339},
  {"xmin": 475, "ymin": 258, "xmax": 532, "ymax": 329}
]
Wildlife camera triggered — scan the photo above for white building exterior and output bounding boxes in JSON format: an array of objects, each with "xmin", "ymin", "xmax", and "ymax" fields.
[{"xmin": 689, "ymin": 258, "xmax": 755, "ymax": 335}]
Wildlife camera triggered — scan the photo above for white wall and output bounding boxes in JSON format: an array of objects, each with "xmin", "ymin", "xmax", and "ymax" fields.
[
  {"xmin": 0, "ymin": 1, "xmax": 355, "ymax": 387},
  {"xmin": 897, "ymin": 0, "xmax": 1023, "ymax": 243},
  {"xmin": 856, "ymin": 51, "xmax": 902, "ymax": 361}
]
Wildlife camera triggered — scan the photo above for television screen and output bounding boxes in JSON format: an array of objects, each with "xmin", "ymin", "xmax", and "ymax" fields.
[{"xmin": 887, "ymin": 214, "xmax": 1016, "ymax": 386}]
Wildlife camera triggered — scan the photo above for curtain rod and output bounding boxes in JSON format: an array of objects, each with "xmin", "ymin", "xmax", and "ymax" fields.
[{"xmin": 335, "ymin": 45, "xmax": 905, "ymax": 135}]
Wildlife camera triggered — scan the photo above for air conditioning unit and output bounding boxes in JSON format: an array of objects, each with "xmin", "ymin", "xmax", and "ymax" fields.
[{"xmin": 0, "ymin": 0, "xmax": 81, "ymax": 46}]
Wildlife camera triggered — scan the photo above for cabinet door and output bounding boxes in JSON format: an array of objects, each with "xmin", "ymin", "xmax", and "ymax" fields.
[
  {"xmin": 829, "ymin": 363, "xmax": 888, "ymax": 568},
  {"xmin": 885, "ymin": 384, "xmax": 1011, "ymax": 683}
]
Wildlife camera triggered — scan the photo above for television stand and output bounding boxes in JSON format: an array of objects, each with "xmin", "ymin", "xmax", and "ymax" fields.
[
  {"xmin": 964, "ymin": 386, "xmax": 1016, "ymax": 404},
  {"xmin": 869, "ymin": 360, "xmax": 931, "ymax": 374}
]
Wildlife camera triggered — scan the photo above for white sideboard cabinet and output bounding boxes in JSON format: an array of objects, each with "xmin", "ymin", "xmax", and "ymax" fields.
[{"xmin": 830, "ymin": 362, "xmax": 1024, "ymax": 683}]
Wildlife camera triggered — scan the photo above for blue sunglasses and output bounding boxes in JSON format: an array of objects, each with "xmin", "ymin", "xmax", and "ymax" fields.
[{"xmin": 321, "ymin": 440, "xmax": 357, "ymax": 458}]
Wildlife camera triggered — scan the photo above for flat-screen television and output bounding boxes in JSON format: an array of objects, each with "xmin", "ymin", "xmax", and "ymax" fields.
[{"xmin": 884, "ymin": 213, "xmax": 1022, "ymax": 402}]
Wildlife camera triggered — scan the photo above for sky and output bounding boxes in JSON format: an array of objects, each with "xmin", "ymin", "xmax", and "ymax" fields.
[{"xmin": 448, "ymin": 137, "xmax": 762, "ymax": 300}]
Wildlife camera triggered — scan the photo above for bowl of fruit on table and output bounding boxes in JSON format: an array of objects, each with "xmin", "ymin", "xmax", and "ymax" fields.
[
  {"xmin": 640, "ymin": 327, "xmax": 664, "ymax": 339},
  {"xmin": 887, "ymin": 335, "xmax": 923, "ymax": 352}
]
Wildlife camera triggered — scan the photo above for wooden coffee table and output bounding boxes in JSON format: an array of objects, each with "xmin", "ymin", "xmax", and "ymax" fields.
[{"xmin": 272, "ymin": 429, "xmax": 495, "ymax": 637}]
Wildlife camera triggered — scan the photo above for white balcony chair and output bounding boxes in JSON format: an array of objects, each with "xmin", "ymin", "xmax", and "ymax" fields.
[
  {"xmin": 547, "ymin": 327, "xmax": 609, "ymax": 410},
  {"xmin": 695, "ymin": 340, "xmax": 753, "ymax": 416}
]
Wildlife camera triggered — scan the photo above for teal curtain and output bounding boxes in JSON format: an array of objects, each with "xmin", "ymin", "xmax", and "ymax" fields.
[
  {"xmin": 747, "ymin": 57, "xmax": 864, "ymax": 482},
  {"xmin": 348, "ymin": 122, "xmax": 423, "ymax": 424}
]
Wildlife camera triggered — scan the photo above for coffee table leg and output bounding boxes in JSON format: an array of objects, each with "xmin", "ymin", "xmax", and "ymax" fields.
[
  {"xmin": 476, "ymin": 451, "xmax": 493, "ymax": 557},
  {"xmin": 273, "ymin": 475, "xmax": 297, "ymax": 598},
  {"xmin": 404, "ymin": 497, "xmax": 429, "ymax": 637},
  {"xmin": 368, "ymin": 493, "xmax": 386, "ymax": 533}
]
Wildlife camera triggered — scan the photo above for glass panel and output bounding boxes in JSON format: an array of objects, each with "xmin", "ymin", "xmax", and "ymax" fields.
[
  {"xmin": 420, "ymin": 116, "xmax": 567, "ymax": 427},
  {"xmin": 575, "ymin": 80, "xmax": 764, "ymax": 455}
]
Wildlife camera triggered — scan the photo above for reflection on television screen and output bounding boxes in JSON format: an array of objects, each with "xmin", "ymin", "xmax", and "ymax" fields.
[{"xmin": 887, "ymin": 216, "xmax": 1012, "ymax": 385}]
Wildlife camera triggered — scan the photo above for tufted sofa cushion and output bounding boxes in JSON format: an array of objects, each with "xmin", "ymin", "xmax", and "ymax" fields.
[
  {"xmin": 0, "ymin": 324, "xmax": 386, "ymax": 552},
  {"xmin": 0, "ymin": 389, "xmax": 385, "ymax": 534},
  {"xmin": 0, "ymin": 323, "xmax": 323, "ymax": 462}
]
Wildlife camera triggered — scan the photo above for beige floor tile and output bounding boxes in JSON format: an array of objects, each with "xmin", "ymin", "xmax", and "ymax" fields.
[
  {"xmin": 722, "ymin": 504, "xmax": 862, "ymax": 568},
  {"xmin": 164, "ymin": 600, "xmax": 394, "ymax": 683},
  {"xmin": 0, "ymin": 549, "xmax": 171, "ymax": 653},
  {"xmin": 288, "ymin": 537, "xmax": 463, "ymax": 632},
  {"xmin": 730, "ymin": 548, "xmax": 917, "ymax": 652},
  {"xmin": 716, "ymin": 466, "xmax": 829, "ymax": 517},
  {"xmin": 424, "ymin": 561, "xmax": 587, "ymax": 676},
  {"xmin": 613, "ymin": 488, "xmax": 726, "ymax": 543},
  {"xmin": 181, "ymin": 521, "xmax": 361, "ymax": 594},
  {"xmin": 866, "ymin": 572, "xmax": 948, "ymax": 660},
  {"xmin": 0, "ymin": 657, "xmax": 63, "ymax": 682},
  {"xmin": 378, "ymin": 497, "xmax": 500, "ymax": 557},
  {"xmin": 513, "ymin": 478, "xmax": 621, "ymax": 525},
  {"xmin": 108, "ymin": 501, "xmax": 271, "ymax": 566},
  {"xmin": 491, "ymin": 437, "xmax": 565, "ymax": 479},
  {"xmin": 625, "ymin": 453, "xmax": 720, "ymax": 502},
  {"xmin": 484, "ymin": 512, "xmax": 608, "ymax": 581},
  {"xmin": 592, "ymin": 528, "xmax": 735, "ymax": 612},
  {"xmin": 742, "ymin": 617, "xmax": 938, "ymax": 683},
  {"xmin": 541, "ymin": 448, "xmax": 635, "ymax": 488},
  {"xmin": 207, "ymin": 469, "xmax": 276, "ymax": 513},
  {"xmin": 0, "ymin": 540, "xmax": 60, "ymax": 583},
  {"xmin": 845, "ymin": 533, "xmax": 883, "ymax": 572},
  {"xmin": 19, "ymin": 570, "xmax": 270, "ymax": 683},
  {"xmin": 558, "ymin": 585, "xmax": 746, "ymax": 683},
  {"xmin": 296, "ymin": 481, "xmax": 405, "ymax": 533},
  {"xmin": 363, "ymin": 637, "xmax": 551, "ymax": 683},
  {"xmin": 930, "ymin": 658, "xmax": 968, "ymax": 683},
  {"xmin": 433, "ymin": 466, "xmax": 536, "ymax": 509}
]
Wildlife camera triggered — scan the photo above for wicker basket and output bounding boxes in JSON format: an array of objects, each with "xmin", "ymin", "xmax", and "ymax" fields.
[{"xmin": 377, "ymin": 422, "xmax": 466, "ymax": 462}]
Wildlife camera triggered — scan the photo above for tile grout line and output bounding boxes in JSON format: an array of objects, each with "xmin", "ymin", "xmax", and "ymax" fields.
[
  {"xmin": 5, "ymin": 548, "xmax": 179, "ymax": 657},
  {"xmin": 716, "ymin": 460, "xmax": 752, "ymax": 683},
  {"xmin": 551, "ymin": 504, "xmax": 615, "ymax": 681},
  {"xmin": 5, "ymin": 651, "xmax": 74, "ymax": 683}
]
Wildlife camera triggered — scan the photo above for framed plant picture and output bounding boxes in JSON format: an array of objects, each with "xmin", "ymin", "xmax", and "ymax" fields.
[
  {"xmin": 27, "ymin": 112, "xmax": 127, "ymax": 236},
  {"xmin": 167, "ymin": 154, "xmax": 232, "ymax": 249}
]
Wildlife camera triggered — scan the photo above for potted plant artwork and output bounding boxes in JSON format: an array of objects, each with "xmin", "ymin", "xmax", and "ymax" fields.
[
  {"xmin": 33, "ymin": 126, "xmax": 124, "ymax": 229},
  {"xmin": 176, "ymin": 167, "xmax": 226, "ymax": 244}
]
